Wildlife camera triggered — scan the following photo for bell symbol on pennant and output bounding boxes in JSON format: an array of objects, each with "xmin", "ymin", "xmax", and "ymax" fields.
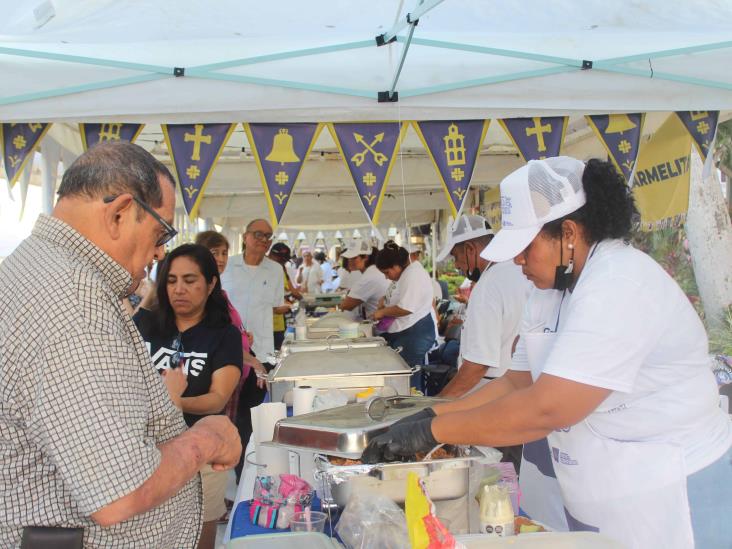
[
  {"xmin": 266, "ymin": 129, "xmax": 300, "ymax": 165},
  {"xmin": 604, "ymin": 114, "xmax": 636, "ymax": 135},
  {"xmin": 444, "ymin": 123, "xmax": 466, "ymax": 166}
]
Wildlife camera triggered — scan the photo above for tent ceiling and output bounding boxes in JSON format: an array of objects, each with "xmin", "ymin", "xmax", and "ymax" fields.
[{"xmin": 1, "ymin": 1, "xmax": 731, "ymax": 122}]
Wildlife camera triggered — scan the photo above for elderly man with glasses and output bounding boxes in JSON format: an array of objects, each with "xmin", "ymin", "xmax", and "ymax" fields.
[
  {"xmin": 0, "ymin": 142, "xmax": 241, "ymax": 548},
  {"xmin": 219, "ymin": 219, "xmax": 291, "ymax": 479}
]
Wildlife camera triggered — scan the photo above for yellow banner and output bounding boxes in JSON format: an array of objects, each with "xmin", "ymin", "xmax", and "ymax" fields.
[
  {"xmin": 483, "ymin": 186, "xmax": 502, "ymax": 230},
  {"xmin": 632, "ymin": 114, "xmax": 691, "ymax": 231}
]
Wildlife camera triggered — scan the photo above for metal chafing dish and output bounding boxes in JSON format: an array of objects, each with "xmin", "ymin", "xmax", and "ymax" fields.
[
  {"xmin": 279, "ymin": 336, "xmax": 386, "ymax": 357},
  {"xmin": 266, "ymin": 345, "xmax": 413, "ymax": 404},
  {"xmin": 270, "ymin": 397, "xmax": 501, "ymax": 509},
  {"xmin": 306, "ymin": 313, "xmax": 374, "ymax": 340}
]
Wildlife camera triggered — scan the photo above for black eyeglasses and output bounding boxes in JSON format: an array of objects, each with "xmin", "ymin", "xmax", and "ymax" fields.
[
  {"xmin": 103, "ymin": 195, "xmax": 177, "ymax": 247},
  {"xmin": 248, "ymin": 230, "xmax": 274, "ymax": 242}
]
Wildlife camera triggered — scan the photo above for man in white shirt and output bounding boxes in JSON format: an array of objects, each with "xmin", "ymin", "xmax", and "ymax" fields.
[
  {"xmin": 437, "ymin": 215, "xmax": 532, "ymax": 398},
  {"xmin": 221, "ymin": 219, "xmax": 289, "ymax": 362},
  {"xmin": 297, "ymin": 250, "xmax": 323, "ymax": 294}
]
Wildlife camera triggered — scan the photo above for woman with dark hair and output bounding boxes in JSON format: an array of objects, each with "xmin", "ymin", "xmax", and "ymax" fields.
[
  {"xmin": 134, "ymin": 243, "xmax": 243, "ymax": 549},
  {"xmin": 372, "ymin": 241, "xmax": 436, "ymax": 388},
  {"xmin": 340, "ymin": 239, "xmax": 389, "ymax": 321},
  {"xmin": 364, "ymin": 158, "xmax": 732, "ymax": 548}
]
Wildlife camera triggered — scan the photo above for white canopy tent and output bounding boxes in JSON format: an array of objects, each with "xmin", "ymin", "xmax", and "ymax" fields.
[{"xmin": 1, "ymin": 0, "xmax": 731, "ymax": 232}]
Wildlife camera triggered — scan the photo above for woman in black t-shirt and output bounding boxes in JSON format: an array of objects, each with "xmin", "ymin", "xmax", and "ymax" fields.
[{"xmin": 134, "ymin": 244, "xmax": 242, "ymax": 549}]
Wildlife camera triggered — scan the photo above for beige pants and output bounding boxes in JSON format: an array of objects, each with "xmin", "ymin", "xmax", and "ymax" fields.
[{"xmin": 200, "ymin": 464, "xmax": 228, "ymax": 522}]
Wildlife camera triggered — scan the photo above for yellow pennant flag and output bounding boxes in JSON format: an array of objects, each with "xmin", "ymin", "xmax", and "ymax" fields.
[{"xmin": 632, "ymin": 114, "xmax": 692, "ymax": 231}]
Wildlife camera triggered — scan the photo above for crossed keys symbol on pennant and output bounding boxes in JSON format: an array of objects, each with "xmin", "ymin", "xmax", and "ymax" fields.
[{"xmin": 350, "ymin": 133, "xmax": 388, "ymax": 167}]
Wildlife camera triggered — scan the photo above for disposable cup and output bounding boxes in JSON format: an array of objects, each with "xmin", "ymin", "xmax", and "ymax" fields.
[{"xmin": 289, "ymin": 510, "xmax": 327, "ymax": 533}]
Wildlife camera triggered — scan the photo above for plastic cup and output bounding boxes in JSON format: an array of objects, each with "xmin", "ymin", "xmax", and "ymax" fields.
[{"xmin": 289, "ymin": 510, "xmax": 327, "ymax": 533}]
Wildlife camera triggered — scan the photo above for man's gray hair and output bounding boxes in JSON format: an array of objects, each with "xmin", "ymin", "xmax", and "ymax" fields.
[{"xmin": 57, "ymin": 142, "xmax": 175, "ymax": 211}]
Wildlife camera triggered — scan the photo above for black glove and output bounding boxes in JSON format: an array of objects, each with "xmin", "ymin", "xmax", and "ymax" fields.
[
  {"xmin": 389, "ymin": 407, "xmax": 436, "ymax": 429},
  {"xmin": 361, "ymin": 417, "xmax": 438, "ymax": 464}
]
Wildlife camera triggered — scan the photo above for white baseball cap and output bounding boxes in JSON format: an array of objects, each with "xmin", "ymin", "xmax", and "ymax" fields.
[
  {"xmin": 480, "ymin": 157, "xmax": 586, "ymax": 263},
  {"xmin": 437, "ymin": 215, "xmax": 494, "ymax": 262},
  {"xmin": 341, "ymin": 239, "xmax": 372, "ymax": 258}
]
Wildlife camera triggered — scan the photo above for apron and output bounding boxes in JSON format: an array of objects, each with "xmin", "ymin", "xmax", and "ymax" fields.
[{"xmin": 523, "ymin": 330, "xmax": 695, "ymax": 548}]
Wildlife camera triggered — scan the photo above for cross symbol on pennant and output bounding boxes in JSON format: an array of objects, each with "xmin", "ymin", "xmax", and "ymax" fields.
[
  {"xmin": 275, "ymin": 171, "xmax": 289, "ymax": 186},
  {"xmin": 451, "ymin": 167, "xmax": 465, "ymax": 181},
  {"xmin": 186, "ymin": 165, "xmax": 201, "ymax": 179},
  {"xmin": 12, "ymin": 135, "xmax": 26, "ymax": 150},
  {"xmin": 525, "ymin": 118, "xmax": 552, "ymax": 152},
  {"xmin": 697, "ymin": 121, "xmax": 710, "ymax": 135},
  {"xmin": 618, "ymin": 140, "xmax": 632, "ymax": 154},
  {"xmin": 184, "ymin": 124, "xmax": 212, "ymax": 161},
  {"xmin": 362, "ymin": 172, "xmax": 377, "ymax": 186}
]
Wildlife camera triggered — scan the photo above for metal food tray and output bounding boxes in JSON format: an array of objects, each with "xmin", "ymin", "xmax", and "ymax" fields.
[
  {"xmin": 270, "ymin": 396, "xmax": 440, "ymax": 458},
  {"xmin": 267, "ymin": 346, "xmax": 413, "ymax": 404},
  {"xmin": 279, "ymin": 336, "xmax": 385, "ymax": 357},
  {"xmin": 314, "ymin": 446, "xmax": 500, "ymax": 508}
]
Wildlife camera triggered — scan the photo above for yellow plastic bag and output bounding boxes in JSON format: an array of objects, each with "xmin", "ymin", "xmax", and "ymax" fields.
[{"xmin": 405, "ymin": 472, "xmax": 460, "ymax": 549}]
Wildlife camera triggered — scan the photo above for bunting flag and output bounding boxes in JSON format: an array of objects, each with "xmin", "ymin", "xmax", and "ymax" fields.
[
  {"xmin": 632, "ymin": 114, "xmax": 692, "ymax": 231},
  {"xmin": 586, "ymin": 113, "xmax": 644, "ymax": 182},
  {"xmin": 244, "ymin": 123, "xmax": 323, "ymax": 228},
  {"xmin": 79, "ymin": 123, "xmax": 144, "ymax": 151},
  {"xmin": 1, "ymin": 123, "xmax": 51, "ymax": 187},
  {"xmin": 328, "ymin": 122, "xmax": 408, "ymax": 224},
  {"xmin": 412, "ymin": 120, "xmax": 489, "ymax": 217},
  {"xmin": 499, "ymin": 117, "xmax": 568, "ymax": 161},
  {"xmin": 675, "ymin": 111, "xmax": 719, "ymax": 162},
  {"xmin": 162, "ymin": 123, "xmax": 235, "ymax": 219},
  {"xmin": 483, "ymin": 186, "xmax": 502, "ymax": 231}
]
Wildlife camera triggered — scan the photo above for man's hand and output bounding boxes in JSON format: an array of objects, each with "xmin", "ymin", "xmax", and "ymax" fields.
[
  {"xmin": 191, "ymin": 415, "xmax": 242, "ymax": 471},
  {"xmin": 372, "ymin": 308, "xmax": 385, "ymax": 321},
  {"xmin": 361, "ymin": 417, "xmax": 438, "ymax": 464},
  {"xmin": 390, "ymin": 407, "xmax": 435, "ymax": 429},
  {"xmin": 162, "ymin": 367, "xmax": 187, "ymax": 408},
  {"xmin": 246, "ymin": 331, "xmax": 254, "ymax": 347}
]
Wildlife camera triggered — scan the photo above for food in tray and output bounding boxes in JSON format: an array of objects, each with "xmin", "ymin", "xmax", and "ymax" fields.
[
  {"xmin": 514, "ymin": 515, "xmax": 546, "ymax": 533},
  {"xmin": 328, "ymin": 445, "xmax": 458, "ymax": 465}
]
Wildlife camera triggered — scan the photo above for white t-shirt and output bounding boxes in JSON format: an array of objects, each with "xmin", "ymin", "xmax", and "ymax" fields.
[
  {"xmin": 338, "ymin": 268, "xmax": 361, "ymax": 291},
  {"xmin": 299, "ymin": 262, "xmax": 323, "ymax": 293},
  {"xmin": 431, "ymin": 279, "xmax": 442, "ymax": 302},
  {"xmin": 512, "ymin": 239, "xmax": 732, "ymax": 474},
  {"xmin": 320, "ymin": 261, "xmax": 335, "ymax": 292},
  {"xmin": 286, "ymin": 262, "xmax": 299, "ymax": 289},
  {"xmin": 390, "ymin": 261, "xmax": 434, "ymax": 333},
  {"xmin": 347, "ymin": 265, "xmax": 391, "ymax": 320},
  {"xmin": 220, "ymin": 255, "xmax": 285, "ymax": 360},
  {"xmin": 461, "ymin": 261, "xmax": 532, "ymax": 378}
]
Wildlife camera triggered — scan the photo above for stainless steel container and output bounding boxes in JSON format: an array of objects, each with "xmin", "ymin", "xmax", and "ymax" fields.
[
  {"xmin": 279, "ymin": 336, "xmax": 386, "ymax": 357},
  {"xmin": 269, "ymin": 397, "xmax": 500, "ymax": 509},
  {"xmin": 267, "ymin": 346, "xmax": 413, "ymax": 404},
  {"xmin": 315, "ymin": 446, "xmax": 498, "ymax": 508}
]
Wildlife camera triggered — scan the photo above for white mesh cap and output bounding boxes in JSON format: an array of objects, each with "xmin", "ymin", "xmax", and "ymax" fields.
[
  {"xmin": 437, "ymin": 214, "xmax": 494, "ymax": 261},
  {"xmin": 481, "ymin": 157, "xmax": 586, "ymax": 262},
  {"xmin": 341, "ymin": 239, "xmax": 372, "ymax": 258}
]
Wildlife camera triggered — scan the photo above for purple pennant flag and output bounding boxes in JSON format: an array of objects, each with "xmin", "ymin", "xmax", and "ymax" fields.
[
  {"xmin": 500, "ymin": 117, "xmax": 568, "ymax": 161},
  {"xmin": 245, "ymin": 123, "xmax": 322, "ymax": 228},
  {"xmin": 1, "ymin": 123, "xmax": 51, "ymax": 187},
  {"xmin": 162, "ymin": 123, "xmax": 235, "ymax": 219},
  {"xmin": 586, "ymin": 114, "xmax": 644, "ymax": 182},
  {"xmin": 676, "ymin": 111, "xmax": 719, "ymax": 161},
  {"xmin": 329, "ymin": 122, "xmax": 407, "ymax": 224},
  {"xmin": 80, "ymin": 123, "xmax": 144, "ymax": 151},
  {"xmin": 413, "ymin": 120, "xmax": 489, "ymax": 217}
]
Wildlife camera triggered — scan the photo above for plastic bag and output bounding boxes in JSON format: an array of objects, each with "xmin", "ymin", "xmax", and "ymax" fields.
[
  {"xmin": 406, "ymin": 472, "xmax": 464, "ymax": 549},
  {"xmin": 336, "ymin": 492, "xmax": 409, "ymax": 549},
  {"xmin": 312, "ymin": 388, "xmax": 349, "ymax": 411},
  {"xmin": 249, "ymin": 474, "xmax": 313, "ymax": 529}
]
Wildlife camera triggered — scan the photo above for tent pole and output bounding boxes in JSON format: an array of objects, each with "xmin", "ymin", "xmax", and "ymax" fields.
[
  {"xmin": 379, "ymin": 0, "xmax": 446, "ymax": 45},
  {"xmin": 386, "ymin": 12, "xmax": 418, "ymax": 100},
  {"xmin": 40, "ymin": 140, "xmax": 61, "ymax": 215}
]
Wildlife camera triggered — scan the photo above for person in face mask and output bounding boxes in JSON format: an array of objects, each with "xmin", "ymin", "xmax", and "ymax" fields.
[
  {"xmin": 436, "ymin": 215, "xmax": 532, "ymax": 399},
  {"xmin": 363, "ymin": 157, "xmax": 732, "ymax": 549}
]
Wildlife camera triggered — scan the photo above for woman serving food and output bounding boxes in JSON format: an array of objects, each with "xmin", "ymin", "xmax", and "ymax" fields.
[{"xmin": 363, "ymin": 157, "xmax": 732, "ymax": 548}]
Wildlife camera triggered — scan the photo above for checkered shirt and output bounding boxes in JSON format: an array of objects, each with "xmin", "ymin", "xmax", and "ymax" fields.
[{"xmin": 0, "ymin": 215, "xmax": 202, "ymax": 548}]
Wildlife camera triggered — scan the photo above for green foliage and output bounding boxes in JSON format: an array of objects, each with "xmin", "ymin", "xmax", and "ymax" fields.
[
  {"xmin": 439, "ymin": 273, "xmax": 465, "ymax": 296},
  {"xmin": 708, "ymin": 306, "xmax": 732, "ymax": 356}
]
